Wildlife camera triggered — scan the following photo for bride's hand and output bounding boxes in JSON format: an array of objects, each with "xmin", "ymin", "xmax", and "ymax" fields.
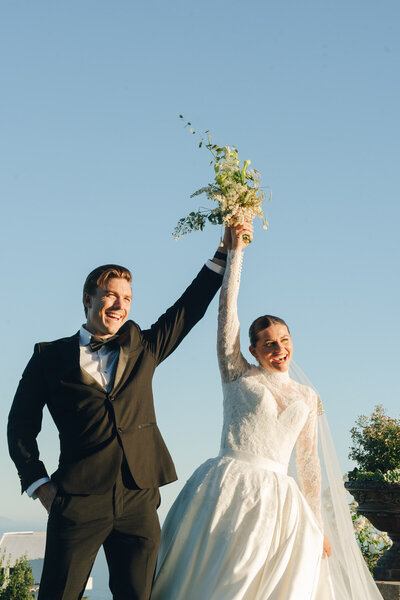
[
  {"xmin": 322, "ymin": 535, "xmax": 332, "ymax": 559},
  {"xmin": 230, "ymin": 223, "xmax": 254, "ymax": 250}
]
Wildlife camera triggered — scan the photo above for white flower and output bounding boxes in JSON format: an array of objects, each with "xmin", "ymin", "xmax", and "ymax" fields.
[{"xmin": 354, "ymin": 517, "xmax": 366, "ymax": 531}]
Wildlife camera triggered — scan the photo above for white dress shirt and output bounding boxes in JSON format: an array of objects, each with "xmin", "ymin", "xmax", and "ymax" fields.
[
  {"xmin": 27, "ymin": 259, "xmax": 225, "ymax": 498},
  {"xmin": 79, "ymin": 325, "xmax": 119, "ymax": 391}
]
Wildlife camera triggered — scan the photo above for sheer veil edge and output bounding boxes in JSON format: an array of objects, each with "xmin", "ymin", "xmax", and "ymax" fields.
[{"xmin": 289, "ymin": 361, "xmax": 383, "ymax": 600}]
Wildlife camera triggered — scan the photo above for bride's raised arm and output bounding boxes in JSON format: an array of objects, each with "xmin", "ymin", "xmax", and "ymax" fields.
[{"xmin": 217, "ymin": 225, "xmax": 253, "ymax": 383}]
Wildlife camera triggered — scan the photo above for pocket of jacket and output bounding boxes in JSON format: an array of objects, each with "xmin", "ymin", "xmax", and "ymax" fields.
[{"xmin": 137, "ymin": 422, "xmax": 157, "ymax": 430}]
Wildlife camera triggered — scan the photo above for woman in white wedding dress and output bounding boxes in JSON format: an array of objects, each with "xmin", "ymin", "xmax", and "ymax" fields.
[{"xmin": 151, "ymin": 225, "xmax": 384, "ymax": 600}]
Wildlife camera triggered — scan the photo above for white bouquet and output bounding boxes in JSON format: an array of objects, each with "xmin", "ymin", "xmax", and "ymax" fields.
[{"xmin": 173, "ymin": 116, "xmax": 269, "ymax": 242}]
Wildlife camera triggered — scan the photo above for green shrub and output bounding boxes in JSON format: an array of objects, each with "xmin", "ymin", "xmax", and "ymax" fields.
[
  {"xmin": 0, "ymin": 552, "xmax": 34, "ymax": 600},
  {"xmin": 348, "ymin": 467, "xmax": 400, "ymax": 483},
  {"xmin": 350, "ymin": 502, "xmax": 392, "ymax": 572},
  {"xmin": 349, "ymin": 405, "xmax": 400, "ymax": 476}
]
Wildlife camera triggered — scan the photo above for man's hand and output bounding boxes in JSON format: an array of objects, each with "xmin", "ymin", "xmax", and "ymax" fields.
[
  {"xmin": 322, "ymin": 534, "xmax": 332, "ymax": 558},
  {"xmin": 36, "ymin": 481, "xmax": 58, "ymax": 512},
  {"xmin": 222, "ymin": 226, "xmax": 232, "ymax": 251}
]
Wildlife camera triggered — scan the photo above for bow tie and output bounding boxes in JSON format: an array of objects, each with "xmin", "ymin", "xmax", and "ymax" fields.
[{"xmin": 89, "ymin": 334, "xmax": 119, "ymax": 352}]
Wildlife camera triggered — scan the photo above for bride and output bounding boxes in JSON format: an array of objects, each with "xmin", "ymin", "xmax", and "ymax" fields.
[{"xmin": 151, "ymin": 224, "xmax": 384, "ymax": 600}]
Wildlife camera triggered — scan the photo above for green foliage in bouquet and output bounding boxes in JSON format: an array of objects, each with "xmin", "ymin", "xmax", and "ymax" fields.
[
  {"xmin": 348, "ymin": 405, "xmax": 400, "ymax": 482},
  {"xmin": 173, "ymin": 116, "xmax": 269, "ymax": 241}
]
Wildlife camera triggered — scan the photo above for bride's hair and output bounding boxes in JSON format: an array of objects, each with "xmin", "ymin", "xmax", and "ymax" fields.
[{"xmin": 248, "ymin": 315, "xmax": 290, "ymax": 347}]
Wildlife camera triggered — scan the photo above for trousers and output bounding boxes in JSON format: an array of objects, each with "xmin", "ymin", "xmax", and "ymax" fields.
[{"xmin": 38, "ymin": 467, "xmax": 161, "ymax": 600}]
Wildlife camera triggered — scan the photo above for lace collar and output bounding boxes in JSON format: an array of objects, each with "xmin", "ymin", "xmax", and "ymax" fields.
[{"xmin": 258, "ymin": 365, "xmax": 290, "ymax": 386}]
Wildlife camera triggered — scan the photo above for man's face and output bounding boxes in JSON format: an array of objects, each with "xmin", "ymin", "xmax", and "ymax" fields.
[
  {"xmin": 249, "ymin": 323, "xmax": 293, "ymax": 372},
  {"xmin": 83, "ymin": 277, "xmax": 132, "ymax": 337}
]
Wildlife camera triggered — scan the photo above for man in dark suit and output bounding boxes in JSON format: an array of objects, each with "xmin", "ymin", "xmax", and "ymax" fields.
[{"xmin": 8, "ymin": 239, "xmax": 229, "ymax": 600}]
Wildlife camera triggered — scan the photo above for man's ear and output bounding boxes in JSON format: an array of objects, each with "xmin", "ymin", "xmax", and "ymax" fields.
[
  {"xmin": 249, "ymin": 345, "xmax": 257, "ymax": 359},
  {"xmin": 83, "ymin": 292, "xmax": 92, "ymax": 309}
]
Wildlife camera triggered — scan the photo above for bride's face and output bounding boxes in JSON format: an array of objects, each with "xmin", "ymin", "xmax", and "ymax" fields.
[{"xmin": 249, "ymin": 323, "xmax": 293, "ymax": 372}]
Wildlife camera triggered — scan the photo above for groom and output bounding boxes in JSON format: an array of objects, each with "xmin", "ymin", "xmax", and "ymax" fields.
[{"xmin": 7, "ymin": 242, "xmax": 227, "ymax": 600}]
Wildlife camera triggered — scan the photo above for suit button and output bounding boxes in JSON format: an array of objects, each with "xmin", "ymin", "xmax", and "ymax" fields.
[{"xmin": 117, "ymin": 427, "xmax": 123, "ymax": 433}]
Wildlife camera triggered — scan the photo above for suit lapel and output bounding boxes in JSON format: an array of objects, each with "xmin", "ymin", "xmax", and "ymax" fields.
[
  {"xmin": 56, "ymin": 322, "xmax": 142, "ymax": 394},
  {"xmin": 57, "ymin": 332, "xmax": 105, "ymax": 393},
  {"xmin": 79, "ymin": 366, "xmax": 106, "ymax": 392},
  {"xmin": 113, "ymin": 342, "xmax": 130, "ymax": 391},
  {"xmin": 112, "ymin": 321, "xmax": 142, "ymax": 393}
]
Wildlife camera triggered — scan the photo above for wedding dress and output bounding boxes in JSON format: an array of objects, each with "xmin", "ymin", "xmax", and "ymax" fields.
[{"xmin": 151, "ymin": 250, "xmax": 383, "ymax": 600}]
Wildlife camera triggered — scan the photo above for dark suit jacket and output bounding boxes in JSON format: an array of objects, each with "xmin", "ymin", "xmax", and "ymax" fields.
[{"xmin": 8, "ymin": 264, "xmax": 222, "ymax": 495}]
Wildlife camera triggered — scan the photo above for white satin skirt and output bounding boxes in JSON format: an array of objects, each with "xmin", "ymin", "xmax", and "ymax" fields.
[{"xmin": 151, "ymin": 450, "xmax": 325, "ymax": 600}]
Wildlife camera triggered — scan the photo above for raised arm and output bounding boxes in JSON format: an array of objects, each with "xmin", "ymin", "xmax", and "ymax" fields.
[
  {"xmin": 294, "ymin": 389, "xmax": 323, "ymax": 529},
  {"xmin": 143, "ymin": 240, "xmax": 227, "ymax": 364},
  {"xmin": 217, "ymin": 224, "xmax": 253, "ymax": 383}
]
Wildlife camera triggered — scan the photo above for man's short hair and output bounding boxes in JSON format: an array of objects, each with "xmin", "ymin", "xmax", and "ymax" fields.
[{"xmin": 82, "ymin": 264, "xmax": 132, "ymax": 316}]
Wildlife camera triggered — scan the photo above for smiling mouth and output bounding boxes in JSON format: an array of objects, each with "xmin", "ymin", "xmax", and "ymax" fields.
[
  {"xmin": 271, "ymin": 354, "xmax": 288, "ymax": 364},
  {"xmin": 106, "ymin": 312, "xmax": 123, "ymax": 321}
]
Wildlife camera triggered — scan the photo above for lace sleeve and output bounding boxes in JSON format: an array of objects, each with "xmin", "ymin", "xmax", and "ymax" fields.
[
  {"xmin": 217, "ymin": 249, "xmax": 251, "ymax": 383},
  {"xmin": 295, "ymin": 389, "xmax": 323, "ymax": 529}
]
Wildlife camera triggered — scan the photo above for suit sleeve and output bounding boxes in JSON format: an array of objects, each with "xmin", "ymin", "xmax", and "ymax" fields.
[
  {"xmin": 8, "ymin": 345, "xmax": 50, "ymax": 493},
  {"xmin": 143, "ymin": 264, "xmax": 223, "ymax": 365}
]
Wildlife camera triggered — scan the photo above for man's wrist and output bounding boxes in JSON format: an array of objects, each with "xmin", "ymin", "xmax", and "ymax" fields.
[
  {"xmin": 210, "ymin": 249, "xmax": 227, "ymax": 271},
  {"xmin": 206, "ymin": 260, "xmax": 225, "ymax": 275},
  {"xmin": 26, "ymin": 477, "xmax": 51, "ymax": 499}
]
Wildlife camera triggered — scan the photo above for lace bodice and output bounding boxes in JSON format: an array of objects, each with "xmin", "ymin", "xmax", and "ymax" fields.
[{"xmin": 217, "ymin": 249, "xmax": 322, "ymax": 527}]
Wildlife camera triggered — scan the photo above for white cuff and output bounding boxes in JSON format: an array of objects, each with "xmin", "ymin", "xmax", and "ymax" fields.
[
  {"xmin": 26, "ymin": 477, "xmax": 51, "ymax": 499},
  {"xmin": 206, "ymin": 259, "xmax": 225, "ymax": 275}
]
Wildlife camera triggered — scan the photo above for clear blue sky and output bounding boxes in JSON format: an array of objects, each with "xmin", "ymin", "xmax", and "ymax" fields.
[{"xmin": 1, "ymin": 0, "xmax": 399, "ymax": 529}]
